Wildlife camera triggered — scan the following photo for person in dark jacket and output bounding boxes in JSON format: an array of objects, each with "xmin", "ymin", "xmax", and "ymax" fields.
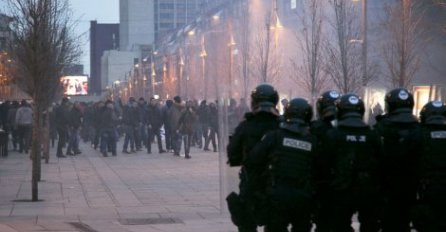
[
  {"xmin": 122, "ymin": 97, "xmax": 139, "ymax": 153},
  {"xmin": 176, "ymin": 100, "xmax": 197, "ymax": 159},
  {"xmin": 196, "ymin": 100, "xmax": 209, "ymax": 149},
  {"xmin": 247, "ymin": 98, "xmax": 317, "ymax": 232},
  {"xmin": 0, "ymin": 100, "xmax": 11, "ymax": 131},
  {"xmin": 91, "ymin": 101, "xmax": 104, "ymax": 149},
  {"xmin": 228, "ymin": 98, "xmax": 239, "ymax": 135},
  {"xmin": 311, "ymin": 90, "xmax": 340, "ymax": 232},
  {"xmin": 55, "ymin": 97, "xmax": 70, "ymax": 158},
  {"xmin": 204, "ymin": 102, "xmax": 218, "ymax": 152},
  {"xmin": 99, "ymin": 100, "xmax": 118, "ymax": 157},
  {"xmin": 66, "ymin": 102, "xmax": 83, "ymax": 156},
  {"xmin": 226, "ymin": 84, "xmax": 280, "ymax": 232},
  {"xmin": 162, "ymin": 99, "xmax": 174, "ymax": 152},
  {"xmin": 411, "ymin": 101, "xmax": 446, "ymax": 232},
  {"xmin": 323, "ymin": 94, "xmax": 382, "ymax": 232},
  {"xmin": 374, "ymin": 88, "xmax": 421, "ymax": 232},
  {"xmin": 168, "ymin": 96, "xmax": 185, "ymax": 156},
  {"xmin": 135, "ymin": 97, "xmax": 147, "ymax": 151},
  {"xmin": 7, "ymin": 101, "xmax": 20, "ymax": 151},
  {"xmin": 147, "ymin": 97, "xmax": 165, "ymax": 154}
]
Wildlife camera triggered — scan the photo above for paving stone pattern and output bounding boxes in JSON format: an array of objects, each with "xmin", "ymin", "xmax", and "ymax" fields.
[{"xmin": 0, "ymin": 141, "xmax": 236, "ymax": 232}]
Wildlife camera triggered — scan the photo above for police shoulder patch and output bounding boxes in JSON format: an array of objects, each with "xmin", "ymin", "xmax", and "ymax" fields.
[
  {"xmin": 431, "ymin": 131, "xmax": 446, "ymax": 139},
  {"xmin": 283, "ymin": 138, "xmax": 312, "ymax": 151}
]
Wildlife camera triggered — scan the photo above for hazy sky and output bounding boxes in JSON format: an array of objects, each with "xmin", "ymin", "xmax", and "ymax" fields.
[{"xmin": 0, "ymin": 0, "xmax": 120, "ymax": 75}]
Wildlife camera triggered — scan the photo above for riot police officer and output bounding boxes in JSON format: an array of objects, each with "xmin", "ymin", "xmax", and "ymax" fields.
[
  {"xmin": 374, "ymin": 88, "xmax": 421, "ymax": 232},
  {"xmin": 412, "ymin": 101, "xmax": 446, "ymax": 232},
  {"xmin": 247, "ymin": 98, "xmax": 317, "ymax": 232},
  {"xmin": 323, "ymin": 94, "xmax": 382, "ymax": 232},
  {"xmin": 227, "ymin": 83, "xmax": 280, "ymax": 232},
  {"xmin": 311, "ymin": 90, "xmax": 340, "ymax": 137},
  {"xmin": 311, "ymin": 90, "xmax": 340, "ymax": 232}
]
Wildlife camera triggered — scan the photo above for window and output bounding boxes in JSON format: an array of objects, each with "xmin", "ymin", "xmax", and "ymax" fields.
[
  {"xmin": 160, "ymin": 23, "xmax": 174, "ymax": 28},
  {"xmin": 291, "ymin": 0, "xmax": 297, "ymax": 9},
  {"xmin": 0, "ymin": 38, "xmax": 5, "ymax": 50},
  {"xmin": 159, "ymin": 3, "xmax": 174, "ymax": 9},
  {"xmin": 160, "ymin": 13, "xmax": 174, "ymax": 19},
  {"xmin": 177, "ymin": 3, "xmax": 186, "ymax": 9}
]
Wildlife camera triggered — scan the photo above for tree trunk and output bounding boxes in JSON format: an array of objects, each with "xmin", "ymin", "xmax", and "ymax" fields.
[
  {"xmin": 31, "ymin": 103, "xmax": 42, "ymax": 201},
  {"xmin": 43, "ymin": 110, "xmax": 50, "ymax": 164}
]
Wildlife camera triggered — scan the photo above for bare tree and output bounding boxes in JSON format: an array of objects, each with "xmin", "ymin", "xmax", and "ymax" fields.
[
  {"xmin": 6, "ymin": 0, "xmax": 81, "ymax": 201},
  {"xmin": 434, "ymin": 0, "xmax": 446, "ymax": 33},
  {"xmin": 252, "ymin": 12, "xmax": 282, "ymax": 85},
  {"xmin": 237, "ymin": 0, "xmax": 251, "ymax": 100},
  {"xmin": 324, "ymin": 0, "xmax": 368, "ymax": 93},
  {"xmin": 381, "ymin": 0, "xmax": 428, "ymax": 88},
  {"xmin": 290, "ymin": 0, "xmax": 328, "ymax": 105}
]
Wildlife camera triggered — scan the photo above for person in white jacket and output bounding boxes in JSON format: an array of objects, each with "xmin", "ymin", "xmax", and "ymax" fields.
[{"xmin": 15, "ymin": 100, "xmax": 32, "ymax": 153}]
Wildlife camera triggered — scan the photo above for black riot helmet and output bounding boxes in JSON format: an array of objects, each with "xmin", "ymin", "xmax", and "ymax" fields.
[
  {"xmin": 385, "ymin": 88, "xmax": 414, "ymax": 114},
  {"xmin": 250, "ymin": 83, "xmax": 279, "ymax": 114},
  {"xmin": 336, "ymin": 93, "xmax": 365, "ymax": 119},
  {"xmin": 284, "ymin": 98, "xmax": 313, "ymax": 123},
  {"xmin": 419, "ymin": 100, "xmax": 446, "ymax": 124},
  {"xmin": 316, "ymin": 90, "xmax": 340, "ymax": 121}
]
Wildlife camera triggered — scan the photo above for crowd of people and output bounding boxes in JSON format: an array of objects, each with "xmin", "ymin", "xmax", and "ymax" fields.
[
  {"xmin": 227, "ymin": 84, "xmax": 446, "ymax": 232},
  {"xmin": 0, "ymin": 95, "xmax": 250, "ymax": 159}
]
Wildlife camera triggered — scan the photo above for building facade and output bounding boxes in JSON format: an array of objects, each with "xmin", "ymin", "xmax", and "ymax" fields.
[
  {"xmin": 90, "ymin": 21, "xmax": 119, "ymax": 95},
  {"xmin": 0, "ymin": 14, "xmax": 12, "ymax": 52},
  {"xmin": 120, "ymin": 0, "xmax": 155, "ymax": 51},
  {"xmin": 154, "ymin": 0, "xmax": 209, "ymax": 42}
]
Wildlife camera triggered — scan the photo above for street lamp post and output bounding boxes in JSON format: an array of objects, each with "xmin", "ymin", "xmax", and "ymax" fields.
[
  {"xmin": 113, "ymin": 80, "xmax": 121, "ymax": 101},
  {"xmin": 178, "ymin": 53, "xmax": 184, "ymax": 97},
  {"xmin": 143, "ymin": 75, "xmax": 147, "ymax": 99},
  {"xmin": 228, "ymin": 35, "xmax": 236, "ymax": 98},
  {"xmin": 200, "ymin": 34, "xmax": 208, "ymax": 100},
  {"xmin": 353, "ymin": 0, "xmax": 368, "ymax": 119},
  {"xmin": 353, "ymin": 0, "xmax": 368, "ymax": 90}
]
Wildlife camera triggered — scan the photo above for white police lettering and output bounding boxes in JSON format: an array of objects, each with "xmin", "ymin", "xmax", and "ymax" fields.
[
  {"xmin": 431, "ymin": 131, "xmax": 446, "ymax": 139},
  {"xmin": 283, "ymin": 138, "xmax": 312, "ymax": 151},
  {"xmin": 346, "ymin": 135, "xmax": 367, "ymax": 142},
  {"xmin": 346, "ymin": 135, "xmax": 357, "ymax": 142},
  {"xmin": 359, "ymin": 135, "xmax": 366, "ymax": 142}
]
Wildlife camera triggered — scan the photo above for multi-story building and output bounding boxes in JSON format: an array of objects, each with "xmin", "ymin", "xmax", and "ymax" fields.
[
  {"xmin": 90, "ymin": 21, "xmax": 119, "ymax": 95},
  {"xmin": 154, "ymin": 0, "xmax": 211, "ymax": 42},
  {"xmin": 120, "ymin": 0, "xmax": 155, "ymax": 51},
  {"xmin": 0, "ymin": 14, "xmax": 12, "ymax": 52}
]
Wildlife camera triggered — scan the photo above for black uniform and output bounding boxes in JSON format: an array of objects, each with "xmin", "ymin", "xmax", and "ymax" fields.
[
  {"xmin": 322, "ymin": 94, "xmax": 382, "ymax": 232},
  {"xmin": 227, "ymin": 111, "xmax": 279, "ymax": 231},
  {"xmin": 248, "ymin": 119, "xmax": 316, "ymax": 232},
  {"xmin": 311, "ymin": 90, "xmax": 340, "ymax": 232},
  {"xmin": 412, "ymin": 101, "xmax": 446, "ymax": 232},
  {"xmin": 325, "ymin": 117, "xmax": 382, "ymax": 232},
  {"xmin": 374, "ymin": 89, "xmax": 421, "ymax": 232},
  {"xmin": 227, "ymin": 84, "xmax": 280, "ymax": 232}
]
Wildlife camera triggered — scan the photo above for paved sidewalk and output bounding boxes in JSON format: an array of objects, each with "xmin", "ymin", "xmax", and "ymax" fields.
[{"xmin": 0, "ymin": 141, "xmax": 236, "ymax": 232}]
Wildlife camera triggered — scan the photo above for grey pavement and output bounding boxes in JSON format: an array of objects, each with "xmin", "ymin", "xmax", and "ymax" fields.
[
  {"xmin": 0, "ymin": 140, "xmax": 237, "ymax": 232},
  {"xmin": 0, "ymin": 140, "xmax": 364, "ymax": 232}
]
